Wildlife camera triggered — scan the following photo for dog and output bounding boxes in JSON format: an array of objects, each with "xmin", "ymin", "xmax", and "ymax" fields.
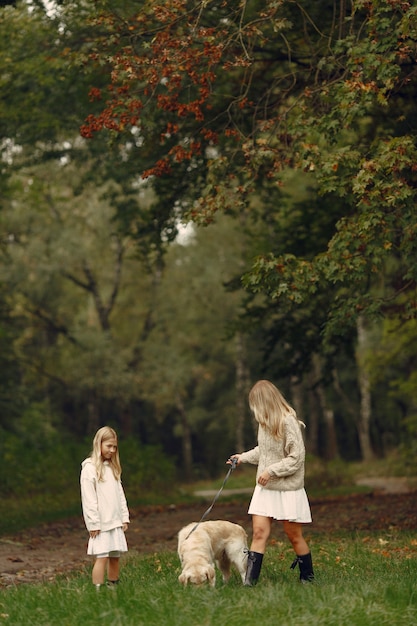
[{"xmin": 177, "ymin": 520, "xmax": 248, "ymax": 587}]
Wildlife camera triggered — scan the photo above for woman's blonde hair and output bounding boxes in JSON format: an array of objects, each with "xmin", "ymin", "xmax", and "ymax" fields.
[
  {"xmin": 249, "ymin": 380, "xmax": 298, "ymax": 440},
  {"xmin": 91, "ymin": 426, "xmax": 122, "ymax": 481}
]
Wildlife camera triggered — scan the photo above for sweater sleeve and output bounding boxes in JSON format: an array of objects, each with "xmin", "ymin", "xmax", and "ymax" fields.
[
  {"xmin": 267, "ymin": 419, "xmax": 304, "ymax": 478},
  {"xmin": 80, "ymin": 464, "xmax": 100, "ymax": 531},
  {"xmin": 118, "ymin": 480, "xmax": 130, "ymax": 524},
  {"xmin": 239, "ymin": 446, "xmax": 260, "ymax": 465}
]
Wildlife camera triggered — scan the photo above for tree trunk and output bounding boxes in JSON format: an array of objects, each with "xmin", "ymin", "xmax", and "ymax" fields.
[
  {"xmin": 313, "ymin": 354, "xmax": 339, "ymax": 460},
  {"xmin": 87, "ymin": 391, "xmax": 100, "ymax": 434},
  {"xmin": 356, "ymin": 315, "xmax": 375, "ymax": 461},
  {"xmin": 290, "ymin": 375, "xmax": 303, "ymax": 422},
  {"xmin": 290, "ymin": 375, "xmax": 320, "ymax": 453},
  {"xmin": 176, "ymin": 395, "xmax": 193, "ymax": 481},
  {"xmin": 306, "ymin": 370, "xmax": 320, "ymax": 456},
  {"xmin": 235, "ymin": 332, "xmax": 250, "ymax": 452},
  {"xmin": 119, "ymin": 404, "xmax": 133, "ymax": 436}
]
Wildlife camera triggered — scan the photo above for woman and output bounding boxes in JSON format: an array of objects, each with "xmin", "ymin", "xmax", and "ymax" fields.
[{"xmin": 229, "ymin": 380, "xmax": 314, "ymax": 585}]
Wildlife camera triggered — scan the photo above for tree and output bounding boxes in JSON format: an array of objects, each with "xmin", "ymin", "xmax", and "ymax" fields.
[
  {"xmin": 76, "ymin": 0, "xmax": 417, "ymax": 461},
  {"xmin": 140, "ymin": 214, "xmax": 254, "ymax": 479},
  {"xmin": 0, "ymin": 0, "xmax": 206, "ymax": 438},
  {"xmin": 78, "ymin": 0, "xmax": 417, "ymax": 338},
  {"xmin": 0, "ymin": 297, "xmax": 23, "ymax": 426},
  {"xmin": 0, "ymin": 155, "xmax": 157, "ymax": 434},
  {"xmin": 367, "ymin": 315, "xmax": 417, "ymax": 458},
  {"xmin": 0, "ymin": 0, "xmax": 201, "ymax": 264},
  {"xmin": 2, "ymin": 0, "xmax": 415, "ymax": 467}
]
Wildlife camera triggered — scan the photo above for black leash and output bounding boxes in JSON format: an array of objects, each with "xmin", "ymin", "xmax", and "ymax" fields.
[{"xmin": 184, "ymin": 458, "xmax": 238, "ymax": 540}]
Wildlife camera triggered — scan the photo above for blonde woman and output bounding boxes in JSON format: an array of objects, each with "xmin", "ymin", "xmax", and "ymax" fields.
[
  {"xmin": 228, "ymin": 380, "xmax": 314, "ymax": 585},
  {"xmin": 80, "ymin": 426, "xmax": 130, "ymax": 590}
]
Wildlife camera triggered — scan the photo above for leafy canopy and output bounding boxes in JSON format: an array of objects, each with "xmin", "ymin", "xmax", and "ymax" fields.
[{"xmin": 78, "ymin": 0, "xmax": 417, "ymax": 340}]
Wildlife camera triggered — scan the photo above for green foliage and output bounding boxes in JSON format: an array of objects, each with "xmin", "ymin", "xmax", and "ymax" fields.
[
  {"xmin": 0, "ymin": 1, "xmax": 98, "ymax": 149},
  {"xmin": 1, "ymin": 534, "xmax": 417, "ymax": 625},
  {"xmin": 366, "ymin": 316, "xmax": 417, "ymax": 457},
  {"xmin": 0, "ymin": 413, "xmax": 76, "ymax": 497},
  {"xmin": 1, "ymin": 0, "xmax": 417, "ymax": 473},
  {"xmin": 0, "ymin": 428, "xmax": 176, "ymax": 534},
  {"xmin": 139, "ymin": 214, "xmax": 255, "ymax": 477},
  {"xmin": 0, "ymin": 429, "xmax": 176, "ymax": 499},
  {"xmin": 118, "ymin": 438, "xmax": 177, "ymax": 500},
  {"xmin": 305, "ymin": 456, "xmax": 356, "ymax": 495},
  {"xmin": 0, "ymin": 306, "xmax": 22, "ymax": 425},
  {"xmin": 76, "ymin": 0, "xmax": 417, "ymax": 342}
]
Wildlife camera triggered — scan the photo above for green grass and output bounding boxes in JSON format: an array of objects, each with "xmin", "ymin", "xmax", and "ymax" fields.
[
  {"xmin": 1, "ymin": 531, "xmax": 417, "ymax": 626},
  {"xmin": 0, "ymin": 456, "xmax": 415, "ymax": 625}
]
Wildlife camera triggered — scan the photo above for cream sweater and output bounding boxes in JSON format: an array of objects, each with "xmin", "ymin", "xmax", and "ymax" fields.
[
  {"xmin": 80, "ymin": 458, "xmax": 130, "ymax": 532},
  {"xmin": 239, "ymin": 416, "xmax": 305, "ymax": 491}
]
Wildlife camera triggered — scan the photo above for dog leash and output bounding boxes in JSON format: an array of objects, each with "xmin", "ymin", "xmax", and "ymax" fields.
[{"xmin": 184, "ymin": 457, "xmax": 238, "ymax": 540}]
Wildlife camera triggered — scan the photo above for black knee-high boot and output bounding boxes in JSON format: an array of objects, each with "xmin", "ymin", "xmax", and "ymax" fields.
[
  {"xmin": 244, "ymin": 551, "xmax": 264, "ymax": 586},
  {"xmin": 290, "ymin": 552, "xmax": 314, "ymax": 583}
]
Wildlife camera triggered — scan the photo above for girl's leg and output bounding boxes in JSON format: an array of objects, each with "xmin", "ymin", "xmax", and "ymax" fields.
[
  {"xmin": 107, "ymin": 557, "xmax": 120, "ymax": 582},
  {"xmin": 250, "ymin": 515, "xmax": 272, "ymax": 553},
  {"xmin": 92, "ymin": 557, "xmax": 108, "ymax": 585},
  {"xmin": 283, "ymin": 521, "xmax": 309, "ymax": 554}
]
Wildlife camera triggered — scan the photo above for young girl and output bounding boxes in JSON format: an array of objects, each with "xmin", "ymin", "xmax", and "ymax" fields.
[
  {"xmin": 228, "ymin": 380, "xmax": 314, "ymax": 585},
  {"xmin": 80, "ymin": 426, "xmax": 130, "ymax": 590}
]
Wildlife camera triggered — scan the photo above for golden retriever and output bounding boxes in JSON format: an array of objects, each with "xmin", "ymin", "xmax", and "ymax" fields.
[{"xmin": 177, "ymin": 520, "xmax": 248, "ymax": 587}]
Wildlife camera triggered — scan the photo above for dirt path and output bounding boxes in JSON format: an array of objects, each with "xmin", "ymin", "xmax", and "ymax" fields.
[{"xmin": 1, "ymin": 488, "xmax": 416, "ymax": 588}]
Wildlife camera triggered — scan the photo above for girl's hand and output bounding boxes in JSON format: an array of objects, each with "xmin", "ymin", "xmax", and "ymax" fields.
[
  {"xmin": 257, "ymin": 470, "xmax": 271, "ymax": 486},
  {"xmin": 122, "ymin": 523, "xmax": 129, "ymax": 532},
  {"xmin": 90, "ymin": 530, "xmax": 100, "ymax": 538},
  {"xmin": 227, "ymin": 454, "xmax": 241, "ymax": 466}
]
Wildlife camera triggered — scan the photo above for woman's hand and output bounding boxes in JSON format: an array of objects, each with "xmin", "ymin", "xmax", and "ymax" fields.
[
  {"xmin": 89, "ymin": 529, "xmax": 100, "ymax": 538},
  {"xmin": 122, "ymin": 523, "xmax": 129, "ymax": 532},
  {"xmin": 257, "ymin": 470, "xmax": 271, "ymax": 486}
]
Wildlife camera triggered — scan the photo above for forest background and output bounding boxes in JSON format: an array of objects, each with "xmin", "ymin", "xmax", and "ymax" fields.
[{"xmin": 0, "ymin": 0, "xmax": 416, "ymax": 520}]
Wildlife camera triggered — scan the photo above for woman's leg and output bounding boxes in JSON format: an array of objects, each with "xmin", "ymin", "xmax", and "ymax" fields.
[
  {"xmin": 250, "ymin": 515, "xmax": 272, "ymax": 553},
  {"xmin": 245, "ymin": 515, "xmax": 272, "ymax": 586},
  {"xmin": 107, "ymin": 557, "xmax": 120, "ymax": 582},
  {"xmin": 283, "ymin": 521, "xmax": 314, "ymax": 582},
  {"xmin": 92, "ymin": 557, "xmax": 108, "ymax": 585},
  {"xmin": 282, "ymin": 521, "xmax": 309, "ymax": 554}
]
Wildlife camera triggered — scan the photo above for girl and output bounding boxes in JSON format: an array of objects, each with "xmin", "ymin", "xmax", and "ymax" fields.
[
  {"xmin": 80, "ymin": 426, "xmax": 130, "ymax": 590},
  {"xmin": 228, "ymin": 380, "xmax": 314, "ymax": 585}
]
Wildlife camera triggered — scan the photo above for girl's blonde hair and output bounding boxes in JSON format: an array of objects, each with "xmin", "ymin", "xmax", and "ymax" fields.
[
  {"xmin": 91, "ymin": 426, "xmax": 122, "ymax": 481},
  {"xmin": 249, "ymin": 380, "xmax": 299, "ymax": 440}
]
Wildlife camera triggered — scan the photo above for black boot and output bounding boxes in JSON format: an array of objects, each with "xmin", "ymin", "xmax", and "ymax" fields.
[
  {"xmin": 244, "ymin": 551, "xmax": 264, "ymax": 586},
  {"xmin": 290, "ymin": 552, "xmax": 314, "ymax": 583}
]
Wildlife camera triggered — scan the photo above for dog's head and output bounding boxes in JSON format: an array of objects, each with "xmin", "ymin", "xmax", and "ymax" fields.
[{"xmin": 178, "ymin": 563, "xmax": 216, "ymax": 587}]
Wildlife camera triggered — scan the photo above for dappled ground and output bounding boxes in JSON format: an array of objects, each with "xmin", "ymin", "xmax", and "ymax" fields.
[{"xmin": 1, "ymin": 480, "xmax": 416, "ymax": 588}]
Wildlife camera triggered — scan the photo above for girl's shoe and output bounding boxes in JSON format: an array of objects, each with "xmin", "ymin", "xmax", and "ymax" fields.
[{"xmin": 106, "ymin": 579, "xmax": 120, "ymax": 589}]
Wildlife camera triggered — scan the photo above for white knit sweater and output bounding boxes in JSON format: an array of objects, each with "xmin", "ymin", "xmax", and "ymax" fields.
[
  {"xmin": 239, "ymin": 415, "xmax": 306, "ymax": 491},
  {"xmin": 80, "ymin": 458, "xmax": 130, "ymax": 532}
]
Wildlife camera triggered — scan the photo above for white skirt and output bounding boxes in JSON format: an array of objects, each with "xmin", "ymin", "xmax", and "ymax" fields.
[
  {"xmin": 87, "ymin": 526, "xmax": 128, "ymax": 557},
  {"xmin": 248, "ymin": 485, "xmax": 312, "ymax": 523}
]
